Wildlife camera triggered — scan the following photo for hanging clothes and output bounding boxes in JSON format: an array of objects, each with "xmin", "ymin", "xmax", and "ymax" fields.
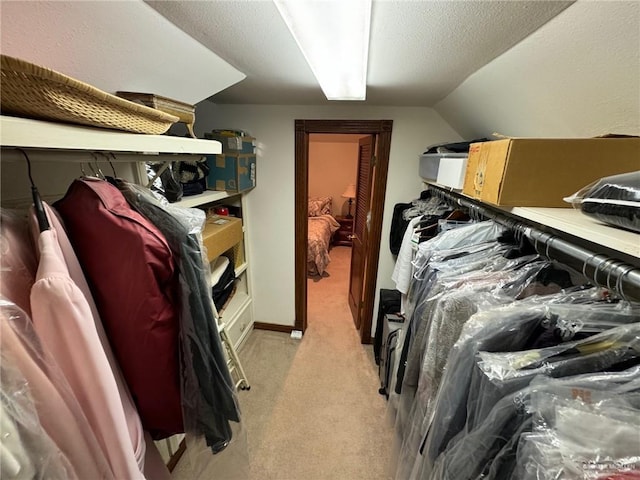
[
  {"xmin": 432, "ymin": 366, "xmax": 640, "ymax": 480},
  {"xmin": 0, "ymin": 299, "xmax": 113, "ymax": 479},
  {"xmin": 387, "ymin": 205, "xmax": 640, "ymax": 480},
  {"xmin": 32, "ymin": 203, "xmax": 153, "ymax": 474},
  {"xmin": 28, "ymin": 205, "xmax": 146, "ymax": 479},
  {"xmin": 417, "ymin": 301, "xmax": 640, "ymax": 479},
  {"xmin": 55, "ymin": 177, "xmax": 183, "ymax": 439},
  {"xmin": 0, "ymin": 333, "xmax": 76, "ymax": 480},
  {"xmin": 115, "ymin": 180, "xmax": 241, "ymax": 454}
]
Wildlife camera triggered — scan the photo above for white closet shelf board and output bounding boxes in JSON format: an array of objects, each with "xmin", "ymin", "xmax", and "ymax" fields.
[
  {"xmin": 0, "ymin": 116, "xmax": 221, "ymax": 155},
  {"xmin": 174, "ymin": 190, "xmax": 235, "ymax": 208},
  {"xmin": 235, "ymin": 262, "xmax": 248, "ymax": 276},
  {"xmin": 423, "ymin": 181, "xmax": 640, "ymax": 260},
  {"xmin": 504, "ymin": 206, "xmax": 640, "ymax": 259}
]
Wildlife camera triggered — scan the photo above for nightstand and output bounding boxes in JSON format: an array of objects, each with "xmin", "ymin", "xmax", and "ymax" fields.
[{"xmin": 333, "ymin": 216, "xmax": 354, "ymax": 246}]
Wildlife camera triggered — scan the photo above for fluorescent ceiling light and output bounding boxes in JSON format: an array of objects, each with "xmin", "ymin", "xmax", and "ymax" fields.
[{"xmin": 274, "ymin": 0, "xmax": 372, "ymax": 101}]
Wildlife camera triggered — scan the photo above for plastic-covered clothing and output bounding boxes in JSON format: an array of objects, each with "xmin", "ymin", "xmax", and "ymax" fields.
[
  {"xmin": 0, "ymin": 209, "xmax": 37, "ymax": 316},
  {"xmin": 430, "ymin": 367, "xmax": 640, "ymax": 480},
  {"xmin": 396, "ymin": 257, "xmax": 573, "ymax": 480},
  {"xmin": 516, "ymin": 369, "xmax": 640, "ymax": 479},
  {"xmin": 116, "ymin": 180, "xmax": 241, "ymax": 453},
  {"xmin": 0, "ymin": 338, "xmax": 79, "ymax": 480},
  {"xmin": 1, "ymin": 298, "xmax": 113, "ymax": 479},
  {"xmin": 565, "ymin": 170, "xmax": 640, "ymax": 233},
  {"xmin": 420, "ymin": 302, "xmax": 640, "ymax": 478}
]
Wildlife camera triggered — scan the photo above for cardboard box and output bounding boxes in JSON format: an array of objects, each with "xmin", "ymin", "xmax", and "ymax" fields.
[
  {"xmin": 202, "ymin": 215, "xmax": 243, "ymax": 262},
  {"xmin": 462, "ymin": 138, "xmax": 640, "ymax": 207},
  {"xmin": 206, "ymin": 153, "xmax": 256, "ymax": 193},
  {"xmin": 204, "ymin": 132, "xmax": 256, "ymax": 154},
  {"xmin": 437, "ymin": 157, "xmax": 468, "ymax": 189}
]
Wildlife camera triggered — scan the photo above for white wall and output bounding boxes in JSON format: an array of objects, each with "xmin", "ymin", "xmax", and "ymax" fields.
[
  {"xmin": 309, "ymin": 139, "xmax": 358, "ymax": 217},
  {"xmin": 435, "ymin": 1, "xmax": 640, "ymax": 139},
  {"xmin": 193, "ymin": 104, "xmax": 462, "ymax": 331}
]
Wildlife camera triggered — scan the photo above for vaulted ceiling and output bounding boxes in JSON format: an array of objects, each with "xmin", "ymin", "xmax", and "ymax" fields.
[{"xmin": 146, "ymin": 0, "xmax": 574, "ymax": 106}]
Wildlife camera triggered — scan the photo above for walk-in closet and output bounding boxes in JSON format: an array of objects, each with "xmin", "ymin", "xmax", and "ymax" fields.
[{"xmin": 1, "ymin": 1, "xmax": 638, "ymax": 479}]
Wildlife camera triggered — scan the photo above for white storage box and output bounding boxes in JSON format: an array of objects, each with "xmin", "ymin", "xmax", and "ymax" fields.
[
  {"xmin": 419, "ymin": 153, "xmax": 467, "ymax": 181},
  {"xmin": 437, "ymin": 157, "xmax": 468, "ymax": 189}
]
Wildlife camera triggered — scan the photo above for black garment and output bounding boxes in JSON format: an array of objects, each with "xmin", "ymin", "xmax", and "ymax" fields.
[
  {"xmin": 423, "ymin": 138, "xmax": 488, "ymax": 154},
  {"xmin": 373, "ymin": 289, "xmax": 402, "ymax": 365},
  {"xmin": 182, "ymin": 180, "xmax": 205, "ymax": 196},
  {"xmin": 421, "ymin": 305, "xmax": 640, "ymax": 474},
  {"xmin": 212, "ymin": 258, "xmax": 236, "ymax": 311},
  {"xmin": 432, "ymin": 362, "xmax": 640, "ymax": 480},
  {"xmin": 467, "ymin": 345, "xmax": 639, "ymax": 435},
  {"xmin": 117, "ymin": 181, "xmax": 240, "ymax": 453},
  {"xmin": 390, "ymin": 202, "xmax": 412, "ymax": 255}
]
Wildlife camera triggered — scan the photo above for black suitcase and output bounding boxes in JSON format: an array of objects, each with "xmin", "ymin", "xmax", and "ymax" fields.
[
  {"xmin": 374, "ymin": 289, "xmax": 402, "ymax": 365},
  {"xmin": 379, "ymin": 313, "xmax": 405, "ymax": 399}
]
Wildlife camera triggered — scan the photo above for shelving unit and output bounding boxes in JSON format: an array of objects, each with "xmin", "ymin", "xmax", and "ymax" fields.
[
  {"xmin": 1, "ymin": 115, "xmax": 221, "ymax": 154},
  {"xmin": 1, "ymin": 114, "xmax": 255, "ymax": 465},
  {"xmin": 1, "ymin": 114, "xmax": 254, "ymax": 352},
  {"xmin": 423, "ymin": 181, "xmax": 640, "ymax": 262},
  {"xmin": 174, "ymin": 190, "xmax": 235, "ymax": 208},
  {"xmin": 425, "ymin": 182, "xmax": 640, "ymax": 301},
  {"xmin": 194, "ymin": 192, "xmax": 254, "ymax": 351},
  {"xmin": 505, "ymin": 206, "xmax": 640, "ymax": 259}
]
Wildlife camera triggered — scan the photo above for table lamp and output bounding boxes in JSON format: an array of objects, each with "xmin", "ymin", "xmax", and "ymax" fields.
[{"xmin": 341, "ymin": 183, "xmax": 357, "ymax": 218}]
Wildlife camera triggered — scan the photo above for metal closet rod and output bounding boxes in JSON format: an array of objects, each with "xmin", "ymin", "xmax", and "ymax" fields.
[{"xmin": 427, "ymin": 184, "xmax": 640, "ymax": 302}]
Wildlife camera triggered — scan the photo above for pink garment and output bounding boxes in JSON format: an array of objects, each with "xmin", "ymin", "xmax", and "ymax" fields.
[
  {"xmin": 30, "ymin": 226, "xmax": 145, "ymax": 479},
  {"xmin": 0, "ymin": 210, "xmax": 37, "ymax": 315},
  {"xmin": 0, "ymin": 309, "xmax": 113, "ymax": 479},
  {"xmin": 37, "ymin": 204, "xmax": 155, "ymax": 475}
]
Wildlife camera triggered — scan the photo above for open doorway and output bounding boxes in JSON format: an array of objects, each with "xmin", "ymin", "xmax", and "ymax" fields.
[
  {"xmin": 306, "ymin": 133, "xmax": 361, "ymax": 277},
  {"xmin": 294, "ymin": 120, "xmax": 393, "ymax": 344}
]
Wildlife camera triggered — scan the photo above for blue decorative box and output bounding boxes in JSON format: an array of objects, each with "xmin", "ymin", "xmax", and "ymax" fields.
[{"xmin": 206, "ymin": 153, "xmax": 256, "ymax": 193}]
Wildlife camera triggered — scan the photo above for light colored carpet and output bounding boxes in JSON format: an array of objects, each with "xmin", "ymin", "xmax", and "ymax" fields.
[{"xmin": 173, "ymin": 246, "xmax": 393, "ymax": 479}]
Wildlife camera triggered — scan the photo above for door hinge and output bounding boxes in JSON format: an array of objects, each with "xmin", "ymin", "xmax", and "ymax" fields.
[{"xmin": 372, "ymin": 155, "xmax": 377, "ymax": 167}]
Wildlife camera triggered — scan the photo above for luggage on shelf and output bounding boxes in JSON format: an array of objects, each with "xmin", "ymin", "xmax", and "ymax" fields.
[{"xmin": 379, "ymin": 313, "xmax": 405, "ymax": 399}]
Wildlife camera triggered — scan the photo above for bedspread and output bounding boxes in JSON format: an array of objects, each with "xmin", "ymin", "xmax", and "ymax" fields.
[{"xmin": 308, "ymin": 215, "xmax": 340, "ymax": 276}]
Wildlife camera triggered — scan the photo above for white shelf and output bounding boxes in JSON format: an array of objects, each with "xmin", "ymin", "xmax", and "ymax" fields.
[
  {"xmin": 0, "ymin": 115, "xmax": 221, "ymax": 155},
  {"xmin": 504, "ymin": 206, "xmax": 640, "ymax": 259},
  {"xmin": 174, "ymin": 190, "xmax": 237, "ymax": 208},
  {"xmin": 425, "ymin": 181, "xmax": 639, "ymax": 260},
  {"xmin": 235, "ymin": 262, "xmax": 248, "ymax": 276}
]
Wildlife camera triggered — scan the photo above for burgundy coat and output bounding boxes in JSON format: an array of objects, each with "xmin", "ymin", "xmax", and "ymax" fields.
[{"xmin": 56, "ymin": 178, "xmax": 183, "ymax": 439}]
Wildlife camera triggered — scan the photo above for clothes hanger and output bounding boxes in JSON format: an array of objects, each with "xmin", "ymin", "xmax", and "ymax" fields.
[
  {"xmin": 97, "ymin": 152, "xmax": 118, "ymax": 178},
  {"xmin": 17, "ymin": 148, "xmax": 50, "ymax": 232},
  {"xmin": 89, "ymin": 153, "xmax": 106, "ymax": 180}
]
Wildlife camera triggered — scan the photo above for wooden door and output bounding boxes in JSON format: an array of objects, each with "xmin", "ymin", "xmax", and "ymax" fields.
[{"xmin": 348, "ymin": 135, "xmax": 374, "ymax": 328}]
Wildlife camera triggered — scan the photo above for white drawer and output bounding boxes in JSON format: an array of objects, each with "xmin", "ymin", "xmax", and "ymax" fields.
[{"xmin": 225, "ymin": 300, "xmax": 253, "ymax": 350}]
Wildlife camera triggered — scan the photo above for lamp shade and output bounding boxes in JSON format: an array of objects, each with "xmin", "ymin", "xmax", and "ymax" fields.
[{"xmin": 341, "ymin": 183, "xmax": 357, "ymax": 199}]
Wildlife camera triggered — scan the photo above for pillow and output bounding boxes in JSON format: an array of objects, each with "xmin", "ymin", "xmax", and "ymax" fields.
[{"xmin": 308, "ymin": 196, "xmax": 332, "ymax": 216}]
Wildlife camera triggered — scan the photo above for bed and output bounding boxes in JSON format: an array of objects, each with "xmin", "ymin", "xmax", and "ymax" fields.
[{"xmin": 307, "ymin": 197, "xmax": 340, "ymax": 276}]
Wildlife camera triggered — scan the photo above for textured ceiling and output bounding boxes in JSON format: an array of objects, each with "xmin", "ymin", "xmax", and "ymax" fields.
[
  {"xmin": 146, "ymin": 0, "xmax": 574, "ymax": 106},
  {"xmin": 0, "ymin": 1, "xmax": 245, "ymax": 105}
]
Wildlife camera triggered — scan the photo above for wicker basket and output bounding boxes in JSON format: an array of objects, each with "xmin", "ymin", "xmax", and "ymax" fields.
[{"xmin": 0, "ymin": 55, "xmax": 179, "ymax": 134}]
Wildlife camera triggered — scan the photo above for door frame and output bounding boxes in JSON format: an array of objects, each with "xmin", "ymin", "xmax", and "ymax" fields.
[{"xmin": 294, "ymin": 119, "xmax": 393, "ymax": 344}]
